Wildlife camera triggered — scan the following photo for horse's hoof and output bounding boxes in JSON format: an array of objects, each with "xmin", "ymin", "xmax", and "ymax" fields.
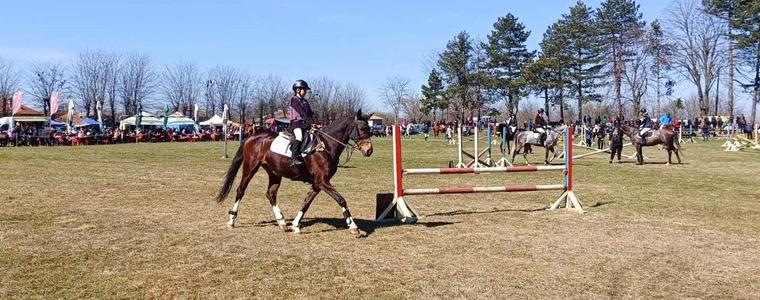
[
  {"xmin": 349, "ymin": 228, "xmax": 367, "ymax": 238},
  {"xmin": 278, "ymin": 223, "xmax": 289, "ymax": 232},
  {"xmin": 291, "ymin": 226, "xmax": 301, "ymax": 234},
  {"xmin": 226, "ymin": 223, "xmax": 235, "ymax": 229}
]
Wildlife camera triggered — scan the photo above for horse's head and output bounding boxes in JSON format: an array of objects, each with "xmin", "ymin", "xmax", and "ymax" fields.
[{"xmin": 352, "ymin": 110, "xmax": 373, "ymax": 157}]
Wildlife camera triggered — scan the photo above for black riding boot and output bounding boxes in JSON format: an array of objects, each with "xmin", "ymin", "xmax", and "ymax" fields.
[{"xmin": 290, "ymin": 140, "xmax": 303, "ymax": 166}]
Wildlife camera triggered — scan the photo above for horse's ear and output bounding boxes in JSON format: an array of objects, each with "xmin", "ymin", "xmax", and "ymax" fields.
[{"xmin": 356, "ymin": 109, "xmax": 364, "ymax": 120}]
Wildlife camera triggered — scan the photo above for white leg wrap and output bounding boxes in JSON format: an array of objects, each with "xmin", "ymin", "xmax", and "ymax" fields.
[
  {"xmin": 342, "ymin": 208, "xmax": 358, "ymax": 229},
  {"xmin": 272, "ymin": 205, "xmax": 284, "ymax": 220},
  {"xmin": 292, "ymin": 211, "xmax": 304, "ymax": 228},
  {"xmin": 228, "ymin": 201, "xmax": 241, "ymax": 224}
]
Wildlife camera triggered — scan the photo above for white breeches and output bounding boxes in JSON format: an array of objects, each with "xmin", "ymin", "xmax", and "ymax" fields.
[{"xmin": 294, "ymin": 128, "xmax": 303, "ymax": 141}]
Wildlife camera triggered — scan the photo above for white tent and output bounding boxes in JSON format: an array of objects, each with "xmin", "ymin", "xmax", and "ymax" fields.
[
  {"xmin": 167, "ymin": 112, "xmax": 196, "ymax": 126},
  {"xmin": 119, "ymin": 112, "xmax": 163, "ymax": 130},
  {"xmin": 0, "ymin": 116, "xmax": 12, "ymax": 132},
  {"xmin": 199, "ymin": 114, "xmax": 224, "ymax": 126}
]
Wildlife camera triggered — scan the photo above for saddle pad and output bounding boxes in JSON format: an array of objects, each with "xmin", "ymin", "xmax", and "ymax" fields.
[{"xmin": 269, "ymin": 133, "xmax": 315, "ymax": 158}]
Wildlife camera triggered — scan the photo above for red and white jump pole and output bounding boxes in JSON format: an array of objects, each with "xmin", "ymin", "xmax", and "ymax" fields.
[{"xmin": 376, "ymin": 125, "xmax": 583, "ymax": 223}]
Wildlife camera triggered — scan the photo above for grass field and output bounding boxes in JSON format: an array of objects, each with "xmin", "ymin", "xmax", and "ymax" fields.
[{"xmin": 2, "ymin": 134, "xmax": 760, "ymax": 299}]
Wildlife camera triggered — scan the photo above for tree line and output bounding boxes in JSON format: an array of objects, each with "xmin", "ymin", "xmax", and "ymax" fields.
[
  {"xmin": 0, "ymin": 53, "xmax": 367, "ymax": 127},
  {"xmin": 382, "ymin": 0, "xmax": 760, "ymax": 125}
]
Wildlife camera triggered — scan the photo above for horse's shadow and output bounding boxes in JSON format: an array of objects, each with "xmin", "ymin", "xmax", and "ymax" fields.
[{"xmin": 254, "ymin": 218, "xmax": 455, "ymax": 236}]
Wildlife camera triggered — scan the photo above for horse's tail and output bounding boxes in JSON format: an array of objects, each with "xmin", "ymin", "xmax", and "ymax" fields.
[{"xmin": 215, "ymin": 136, "xmax": 249, "ymax": 203}]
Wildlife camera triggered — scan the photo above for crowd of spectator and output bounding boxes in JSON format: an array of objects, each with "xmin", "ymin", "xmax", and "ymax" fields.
[{"xmin": 1, "ymin": 124, "xmax": 249, "ymax": 147}]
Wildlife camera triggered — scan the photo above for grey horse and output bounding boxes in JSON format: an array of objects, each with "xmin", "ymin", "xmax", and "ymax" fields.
[{"xmin": 511, "ymin": 125, "xmax": 564, "ymax": 165}]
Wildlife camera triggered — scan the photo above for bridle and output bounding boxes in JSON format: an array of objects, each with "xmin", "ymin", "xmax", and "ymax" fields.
[{"xmin": 315, "ymin": 119, "xmax": 370, "ymax": 166}]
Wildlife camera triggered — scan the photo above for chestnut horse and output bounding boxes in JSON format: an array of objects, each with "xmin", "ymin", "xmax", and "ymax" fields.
[
  {"xmin": 216, "ymin": 111, "xmax": 373, "ymax": 237},
  {"xmin": 619, "ymin": 125, "xmax": 682, "ymax": 165}
]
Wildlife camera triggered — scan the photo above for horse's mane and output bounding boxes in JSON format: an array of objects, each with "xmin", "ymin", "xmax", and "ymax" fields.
[{"xmin": 322, "ymin": 115, "xmax": 355, "ymax": 136}]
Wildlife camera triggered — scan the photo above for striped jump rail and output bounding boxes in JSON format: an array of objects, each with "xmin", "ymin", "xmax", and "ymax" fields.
[{"xmin": 376, "ymin": 124, "xmax": 584, "ymax": 223}]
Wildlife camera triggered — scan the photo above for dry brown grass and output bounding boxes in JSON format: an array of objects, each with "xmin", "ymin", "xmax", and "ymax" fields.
[{"xmin": 1, "ymin": 136, "xmax": 759, "ymax": 299}]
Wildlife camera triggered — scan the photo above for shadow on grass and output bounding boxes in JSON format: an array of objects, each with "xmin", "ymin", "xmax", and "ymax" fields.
[
  {"xmin": 425, "ymin": 206, "xmax": 548, "ymax": 217},
  {"xmin": 588, "ymin": 201, "xmax": 613, "ymax": 207},
  {"xmin": 253, "ymin": 218, "xmax": 456, "ymax": 237}
]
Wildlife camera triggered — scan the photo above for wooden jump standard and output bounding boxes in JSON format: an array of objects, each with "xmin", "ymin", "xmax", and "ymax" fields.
[{"xmin": 376, "ymin": 125, "xmax": 583, "ymax": 223}]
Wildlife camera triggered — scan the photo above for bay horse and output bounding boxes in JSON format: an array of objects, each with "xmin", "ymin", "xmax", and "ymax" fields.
[
  {"xmin": 511, "ymin": 125, "xmax": 564, "ymax": 165},
  {"xmin": 619, "ymin": 125, "xmax": 682, "ymax": 165},
  {"xmin": 215, "ymin": 110, "xmax": 373, "ymax": 237}
]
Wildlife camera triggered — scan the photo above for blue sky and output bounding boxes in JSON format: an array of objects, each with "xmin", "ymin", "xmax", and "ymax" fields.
[{"xmin": 1, "ymin": 0, "xmax": 686, "ymax": 111}]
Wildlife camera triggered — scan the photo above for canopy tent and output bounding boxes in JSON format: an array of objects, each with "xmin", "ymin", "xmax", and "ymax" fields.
[
  {"xmin": 119, "ymin": 112, "xmax": 163, "ymax": 130},
  {"xmin": 49, "ymin": 119, "xmax": 65, "ymax": 127},
  {"xmin": 167, "ymin": 112, "xmax": 196, "ymax": 126},
  {"xmin": 199, "ymin": 114, "xmax": 223, "ymax": 126},
  {"xmin": 75, "ymin": 117, "xmax": 100, "ymax": 127},
  {"xmin": 0, "ymin": 117, "xmax": 11, "ymax": 132}
]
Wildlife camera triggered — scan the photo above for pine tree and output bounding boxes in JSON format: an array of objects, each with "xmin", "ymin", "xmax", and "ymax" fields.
[
  {"xmin": 539, "ymin": 22, "xmax": 573, "ymax": 121},
  {"xmin": 420, "ymin": 69, "xmax": 446, "ymax": 121},
  {"xmin": 559, "ymin": 1, "xmax": 604, "ymax": 120},
  {"xmin": 596, "ymin": 0, "xmax": 646, "ymax": 117},
  {"xmin": 482, "ymin": 13, "xmax": 535, "ymax": 115},
  {"xmin": 733, "ymin": 1, "xmax": 760, "ymax": 127},
  {"xmin": 704, "ymin": 0, "xmax": 744, "ymax": 120},
  {"xmin": 646, "ymin": 19, "xmax": 674, "ymax": 116},
  {"xmin": 438, "ymin": 31, "xmax": 474, "ymax": 122}
]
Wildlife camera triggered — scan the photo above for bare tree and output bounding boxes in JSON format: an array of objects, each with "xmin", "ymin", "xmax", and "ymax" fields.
[
  {"xmin": 235, "ymin": 73, "xmax": 254, "ymax": 124},
  {"xmin": 103, "ymin": 54, "xmax": 120, "ymax": 127},
  {"xmin": 401, "ymin": 92, "xmax": 425, "ymax": 122},
  {"xmin": 666, "ymin": 0, "xmax": 726, "ymax": 116},
  {"xmin": 338, "ymin": 82, "xmax": 367, "ymax": 115},
  {"xmin": 119, "ymin": 54, "xmax": 156, "ymax": 116},
  {"xmin": 255, "ymin": 74, "xmax": 289, "ymax": 123},
  {"xmin": 380, "ymin": 75, "xmax": 411, "ymax": 123},
  {"xmin": 72, "ymin": 51, "xmax": 111, "ymax": 117},
  {"xmin": 27, "ymin": 62, "xmax": 67, "ymax": 117},
  {"xmin": 624, "ymin": 31, "xmax": 650, "ymax": 117},
  {"xmin": 161, "ymin": 61, "xmax": 201, "ymax": 115},
  {"xmin": 0, "ymin": 58, "xmax": 20, "ymax": 116}
]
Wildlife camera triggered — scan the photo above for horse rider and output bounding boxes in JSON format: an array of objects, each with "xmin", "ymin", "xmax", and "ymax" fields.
[
  {"xmin": 506, "ymin": 112, "xmax": 518, "ymax": 137},
  {"xmin": 288, "ymin": 79, "xmax": 317, "ymax": 166},
  {"xmin": 638, "ymin": 108, "xmax": 653, "ymax": 143},
  {"xmin": 659, "ymin": 112, "xmax": 672, "ymax": 129},
  {"xmin": 534, "ymin": 108, "xmax": 548, "ymax": 144}
]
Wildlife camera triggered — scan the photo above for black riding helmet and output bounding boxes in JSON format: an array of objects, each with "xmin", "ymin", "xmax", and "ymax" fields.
[
  {"xmin": 292, "ymin": 80, "xmax": 310, "ymax": 91},
  {"xmin": 538, "ymin": 108, "xmax": 545, "ymax": 113}
]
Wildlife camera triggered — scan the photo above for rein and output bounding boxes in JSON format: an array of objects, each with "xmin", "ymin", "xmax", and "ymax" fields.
[{"xmin": 315, "ymin": 122, "xmax": 361, "ymax": 166}]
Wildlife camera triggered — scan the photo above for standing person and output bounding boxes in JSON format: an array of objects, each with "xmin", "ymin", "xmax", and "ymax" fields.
[
  {"xmin": 288, "ymin": 80, "xmax": 317, "ymax": 166},
  {"xmin": 702, "ymin": 117, "xmax": 711, "ymax": 141},
  {"xmin": 596, "ymin": 123, "xmax": 606, "ymax": 150},
  {"xmin": 446, "ymin": 124, "xmax": 454, "ymax": 145},
  {"xmin": 422, "ymin": 123, "xmax": 429, "ymax": 141},
  {"xmin": 659, "ymin": 112, "xmax": 672, "ymax": 129},
  {"xmin": 609, "ymin": 124, "xmax": 624, "ymax": 163}
]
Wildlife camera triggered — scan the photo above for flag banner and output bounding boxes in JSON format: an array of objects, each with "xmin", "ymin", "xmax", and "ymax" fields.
[
  {"xmin": 49, "ymin": 92, "xmax": 60, "ymax": 116},
  {"xmin": 96, "ymin": 100, "xmax": 104, "ymax": 131},
  {"xmin": 222, "ymin": 104, "xmax": 229, "ymax": 135},
  {"xmin": 12, "ymin": 91, "xmax": 23, "ymax": 115}
]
